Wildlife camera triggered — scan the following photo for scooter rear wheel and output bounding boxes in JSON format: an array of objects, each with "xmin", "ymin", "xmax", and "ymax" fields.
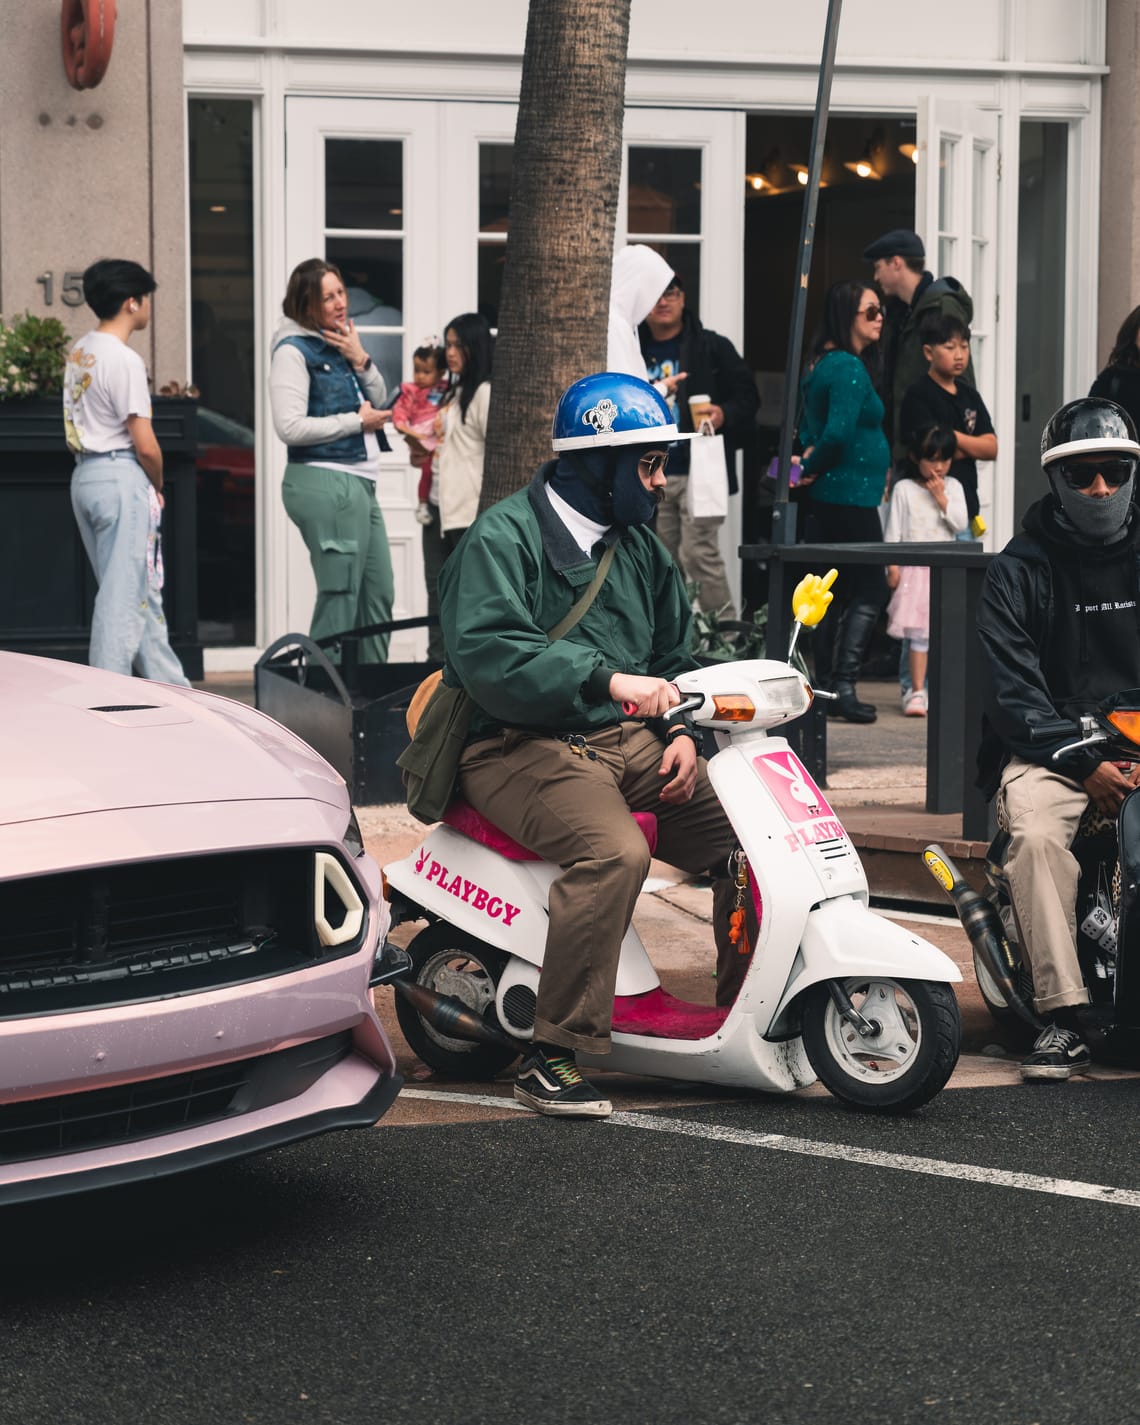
[
  {"xmin": 802, "ymin": 977, "xmax": 960, "ymax": 1113},
  {"xmin": 394, "ymin": 922, "xmax": 519, "ymax": 1079}
]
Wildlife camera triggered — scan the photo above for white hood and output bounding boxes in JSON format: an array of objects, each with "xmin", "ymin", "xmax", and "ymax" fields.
[
  {"xmin": 607, "ymin": 244, "xmax": 674, "ymax": 379},
  {"xmin": 271, "ymin": 315, "xmax": 317, "ymax": 349}
]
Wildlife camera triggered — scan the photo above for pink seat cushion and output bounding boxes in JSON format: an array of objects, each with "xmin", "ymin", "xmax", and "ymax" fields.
[
  {"xmin": 443, "ymin": 799, "xmax": 658, "ymax": 860},
  {"xmin": 611, "ymin": 986, "xmax": 730, "ymax": 1040}
]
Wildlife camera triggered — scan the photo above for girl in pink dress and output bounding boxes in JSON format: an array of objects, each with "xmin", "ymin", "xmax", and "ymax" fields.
[{"xmin": 884, "ymin": 425, "xmax": 969, "ymax": 717}]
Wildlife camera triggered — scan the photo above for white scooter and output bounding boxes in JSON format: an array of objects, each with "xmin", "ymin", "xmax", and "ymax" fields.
[{"xmin": 378, "ymin": 574, "xmax": 963, "ymax": 1113}]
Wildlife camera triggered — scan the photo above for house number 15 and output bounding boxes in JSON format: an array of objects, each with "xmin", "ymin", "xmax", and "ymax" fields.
[{"xmin": 35, "ymin": 271, "xmax": 85, "ymax": 307}]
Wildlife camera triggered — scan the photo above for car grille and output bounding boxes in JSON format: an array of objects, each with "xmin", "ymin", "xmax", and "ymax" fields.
[
  {"xmin": 0, "ymin": 1031, "xmax": 353, "ymax": 1164},
  {"xmin": 0, "ymin": 850, "xmax": 363, "ymax": 1018}
]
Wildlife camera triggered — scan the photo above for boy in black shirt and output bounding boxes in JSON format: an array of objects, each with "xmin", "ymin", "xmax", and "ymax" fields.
[{"xmin": 898, "ymin": 312, "xmax": 997, "ymax": 528}]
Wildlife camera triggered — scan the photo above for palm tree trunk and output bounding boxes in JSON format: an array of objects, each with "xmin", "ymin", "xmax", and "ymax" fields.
[{"xmin": 479, "ymin": 0, "xmax": 631, "ymax": 510}]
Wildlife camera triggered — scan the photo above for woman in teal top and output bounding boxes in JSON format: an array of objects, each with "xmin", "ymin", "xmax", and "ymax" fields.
[{"xmin": 798, "ymin": 281, "xmax": 889, "ymax": 722}]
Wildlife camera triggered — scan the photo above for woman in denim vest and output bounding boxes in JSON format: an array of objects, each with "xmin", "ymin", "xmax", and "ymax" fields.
[{"xmin": 270, "ymin": 258, "xmax": 395, "ymax": 663}]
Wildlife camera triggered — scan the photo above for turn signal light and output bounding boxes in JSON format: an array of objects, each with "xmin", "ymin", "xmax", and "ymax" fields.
[
  {"xmin": 1108, "ymin": 709, "xmax": 1140, "ymax": 745},
  {"xmin": 712, "ymin": 695, "xmax": 756, "ymax": 722}
]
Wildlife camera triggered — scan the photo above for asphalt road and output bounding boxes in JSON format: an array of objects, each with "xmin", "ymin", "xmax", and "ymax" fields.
[{"xmin": 5, "ymin": 1073, "xmax": 1140, "ymax": 1425}]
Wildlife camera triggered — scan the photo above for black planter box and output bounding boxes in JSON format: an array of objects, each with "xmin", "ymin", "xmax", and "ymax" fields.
[
  {"xmin": 0, "ymin": 395, "xmax": 202, "ymax": 678},
  {"xmin": 255, "ymin": 633, "xmax": 441, "ymax": 806}
]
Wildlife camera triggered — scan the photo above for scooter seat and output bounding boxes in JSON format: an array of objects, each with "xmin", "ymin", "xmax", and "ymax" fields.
[{"xmin": 443, "ymin": 799, "xmax": 659, "ymax": 860}]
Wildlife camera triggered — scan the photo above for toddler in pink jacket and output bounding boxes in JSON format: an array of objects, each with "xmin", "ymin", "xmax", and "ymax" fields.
[{"xmin": 391, "ymin": 339, "xmax": 449, "ymax": 524}]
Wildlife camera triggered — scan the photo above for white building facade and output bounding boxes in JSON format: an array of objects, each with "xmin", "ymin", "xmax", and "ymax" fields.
[{"xmin": 182, "ymin": 0, "xmax": 1108, "ymax": 666}]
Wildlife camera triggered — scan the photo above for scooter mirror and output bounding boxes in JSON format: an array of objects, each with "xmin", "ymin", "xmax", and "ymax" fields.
[{"xmin": 791, "ymin": 568, "xmax": 838, "ymax": 628}]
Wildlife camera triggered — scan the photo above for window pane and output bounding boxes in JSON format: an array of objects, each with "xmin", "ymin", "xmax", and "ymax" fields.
[
  {"xmin": 188, "ymin": 97, "xmax": 256, "ymax": 647},
  {"xmin": 326, "ymin": 237, "xmax": 403, "ymax": 321},
  {"xmin": 325, "ymin": 139, "xmax": 403, "ymax": 230},
  {"xmin": 938, "ymin": 236, "xmax": 957, "ymax": 278},
  {"xmin": 972, "ymin": 143, "xmax": 988, "ymax": 236},
  {"xmin": 479, "ymin": 144, "xmax": 513, "ymax": 233},
  {"xmin": 644, "ymin": 242, "xmax": 701, "ymax": 315},
  {"xmin": 478, "ymin": 240, "xmax": 507, "ymax": 328},
  {"xmin": 357, "ymin": 331, "xmax": 404, "ymax": 401},
  {"xmin": 628, "ymin": 148, "xmax": 701, "ymax": 235}
]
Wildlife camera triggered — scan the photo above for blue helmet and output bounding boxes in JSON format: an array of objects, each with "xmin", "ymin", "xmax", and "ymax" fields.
[{"xmin": 551, "ymin": 371, "xmax": 681, "ymax": 452}]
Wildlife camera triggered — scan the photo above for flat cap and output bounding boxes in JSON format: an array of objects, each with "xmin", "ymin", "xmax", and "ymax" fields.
[{"xmin": 862, "ymin": 228, "xmax": 925, "ymax": 262}]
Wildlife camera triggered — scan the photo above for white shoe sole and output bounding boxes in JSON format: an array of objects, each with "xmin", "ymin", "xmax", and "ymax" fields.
[
  {"xmin": 1020, "ymin": 1061, "xmax": 1090, "ymax": 1081},
  {"xmin": 514, "ymin": 1085, "xmax": 613, "ymax": 1117}
]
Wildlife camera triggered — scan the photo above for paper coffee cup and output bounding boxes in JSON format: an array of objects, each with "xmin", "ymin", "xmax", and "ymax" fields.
[{"xmin": 688, "ymin": 393, "xmax": 712, "ymax": 428}]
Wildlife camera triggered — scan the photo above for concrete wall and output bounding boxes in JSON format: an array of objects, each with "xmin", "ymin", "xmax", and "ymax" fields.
[
  {"xmin": 0, "ymin": 0, "xmax": 187, "ymax": 387},
  {"xmin": 1098, "ymin": 0, "xmax": 1140, "ymax": 368}
]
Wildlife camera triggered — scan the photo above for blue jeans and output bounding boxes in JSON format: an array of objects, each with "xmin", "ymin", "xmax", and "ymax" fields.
[{"xmin": 70, "ymin": 453, "xmax": 190, "ymax": 685}]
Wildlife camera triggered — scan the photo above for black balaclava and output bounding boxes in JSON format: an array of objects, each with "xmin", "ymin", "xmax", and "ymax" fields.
[
  {"xmin": 548, "ymin": 444, "xmax": 663, "ymax": 529},
  {"xmin": 1046, "ymin": 466, "xmax": 1135, "ymax": 545}
]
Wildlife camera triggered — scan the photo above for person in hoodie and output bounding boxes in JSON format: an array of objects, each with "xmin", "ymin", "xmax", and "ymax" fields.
[
  {"xmin": 439, "ymin": 372, "xmax": 755, "ymax": 1119},
  {"xmin": 270, "ymin": 258, "xmax": 394, "ymax": 664},
  {"xmin": 977, "ymin": 397, "xmax": 1140, "ymax": 1082},
  {"xmin": 638, "ymin": 273, "xmax": 759, "ymax": 620},
  {"xmin": 862, "ymin": 228, "xmax": 974, "ymax": 455},
  {"xmin": 607, "ymin": 244, "xmax": 683, "ymax": 393}
]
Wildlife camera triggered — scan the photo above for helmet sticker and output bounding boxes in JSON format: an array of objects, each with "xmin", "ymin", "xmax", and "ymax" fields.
[{"xmin": 583, "ymin": 399, "xmax": 618, "ymax": 434}]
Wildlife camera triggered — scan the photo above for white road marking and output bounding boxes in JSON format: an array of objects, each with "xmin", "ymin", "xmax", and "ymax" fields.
[
  {"xmin": 610, "ymin": 1112, "xmax": 1140, "ymax": 1208},
  {"xmin": 399, "ymin": 1089, "xmax": 1140, "ymax": 1205}
]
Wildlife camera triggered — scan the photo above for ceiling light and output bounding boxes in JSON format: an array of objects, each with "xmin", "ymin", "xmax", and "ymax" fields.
[
  {"xmin": 209, "ymin": 204, "xmax": 226, "ymax": 212},
  {"xmin": 899, "ymin": 142, "xmax": 919, "ymax": 164},
  {"xmin": 746, "ymin": 173, "xmax": 767, "ymax": 191}
]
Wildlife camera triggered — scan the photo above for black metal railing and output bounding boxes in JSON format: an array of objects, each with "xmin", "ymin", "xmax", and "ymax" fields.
[{"xmin": 743, "ymin": 540, "xmax": 993, "ymax": 840}]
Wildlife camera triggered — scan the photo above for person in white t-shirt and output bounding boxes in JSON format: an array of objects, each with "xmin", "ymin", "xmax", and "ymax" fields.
[{"xmin": 63, "ymin": 259, "xmax": 189, "ymax": 685}]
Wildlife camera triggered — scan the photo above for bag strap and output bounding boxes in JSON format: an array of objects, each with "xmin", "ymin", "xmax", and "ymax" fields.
[{"xmin": 546, "ymin": 540, "xmax": 618, "ymax": 642}]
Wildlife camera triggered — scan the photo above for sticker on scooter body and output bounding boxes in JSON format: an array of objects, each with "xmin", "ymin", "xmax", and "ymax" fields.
[
  {"xmin": 751, "ymin": 750, "xmax": 852, "ymax": 859},
  {"xmin": 411, "ymin": 845, "xmax": 523, "ymax": 926}
]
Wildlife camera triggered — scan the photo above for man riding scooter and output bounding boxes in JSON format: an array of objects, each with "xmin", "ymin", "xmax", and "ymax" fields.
[
  {"xmin": 438, "ymin": 372, "xmax": 753, "ymax": 1119},
  {"xmin": 977, "ymin": 397, "xmax": 1140, "ymax": 1081}
]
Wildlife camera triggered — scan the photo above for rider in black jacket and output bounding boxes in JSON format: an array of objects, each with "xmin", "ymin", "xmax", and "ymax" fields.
[{"xmin": 977, "ymin": 397, "xmax": 1140, "ymax": 1080}]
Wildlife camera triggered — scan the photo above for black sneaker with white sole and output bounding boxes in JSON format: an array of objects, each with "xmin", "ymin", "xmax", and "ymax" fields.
[
  {"xmin": 1021, "ymin": 1023, "xmax": 1092, "ymax": 1081},
  {"xmin": 514, "ymin": 1047, "xmax": 612, "ymax": 1118}
]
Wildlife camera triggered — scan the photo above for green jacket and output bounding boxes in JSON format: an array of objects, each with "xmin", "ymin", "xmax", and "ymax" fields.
[
  {"xmin": 887, "ymin": 273, "xmax": 975, "ymax": 452},
  {"xmin": 439, "ymin": 464, "xmax": 696, "ymax": 739}
]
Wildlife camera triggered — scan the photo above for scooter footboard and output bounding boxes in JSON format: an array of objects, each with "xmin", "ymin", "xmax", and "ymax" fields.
[{"xmin": 767, "ymin": 897, "xmax": 962, "ymax": 1038}]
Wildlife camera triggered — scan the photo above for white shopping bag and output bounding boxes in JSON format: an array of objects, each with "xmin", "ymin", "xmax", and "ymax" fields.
[{"xmin": 685, "ymin": 421, "xmax": 728, "ymax": 519}]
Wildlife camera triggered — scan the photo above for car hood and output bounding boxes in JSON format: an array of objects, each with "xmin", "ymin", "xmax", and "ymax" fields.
[{"xmin": 0, "ymin": 655, "xmax": 346, "ymax": 827}]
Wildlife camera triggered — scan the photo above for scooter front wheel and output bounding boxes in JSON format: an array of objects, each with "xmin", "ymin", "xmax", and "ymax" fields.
[
  {"xmin": 394, "ymin": 922, "xmax": 519, "ymax": 1079},
  {"xmin": 801, "ymin": 977, "xmax": 961, "ymax": 1113}
]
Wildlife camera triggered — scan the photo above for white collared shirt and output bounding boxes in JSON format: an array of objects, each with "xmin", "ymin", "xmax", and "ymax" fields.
[{"xmin": 544, "ymin": 483, "xmax": 611, "ymax": 556}]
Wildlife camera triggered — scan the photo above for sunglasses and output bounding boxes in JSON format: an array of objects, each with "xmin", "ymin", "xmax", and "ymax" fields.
[
  {"xmin": 1056, "ymin": 458, "xmax": 1137, "ymax": 490},
  {"xmin": 658, "ymin": 286, "xmax": 683, "ymax": 300},
  {"xmin": 857, "ymin": 303, "xmax": 883, "ymax": 321},
  {"xmin": 639, "ymin": 452, "xmax": 669, "ymax": 477}
]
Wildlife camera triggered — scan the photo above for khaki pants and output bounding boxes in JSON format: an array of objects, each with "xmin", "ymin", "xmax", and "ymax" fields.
[
  {"xmin": 996, "ymin": 757, "xmax": 1091, "ymax": 1013},
  {"xmin": 655, "ymin": 475, "xmax": 735, "ymax": 619},
  {"xmin": 457, "ymin": 724, "xmax": 754, "ymax": 1054}
]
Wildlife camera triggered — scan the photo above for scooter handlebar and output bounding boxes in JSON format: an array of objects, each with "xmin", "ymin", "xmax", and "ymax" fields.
[{"xmin": 1028, "ymin": 720, "xmax": 1079, "ymax": 743}]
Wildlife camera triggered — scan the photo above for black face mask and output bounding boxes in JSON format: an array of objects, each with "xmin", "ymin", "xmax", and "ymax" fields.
[
  {"xmin": 548, "ymin": 450, "xmax": 615, "ymax": 524},
  {"xmin": 548, "ymin": 445, "xmax": 664, "ymax": 528},
  {"xmin": 610, "ymin": 445, "xmax": 663, "ymax": 527}
]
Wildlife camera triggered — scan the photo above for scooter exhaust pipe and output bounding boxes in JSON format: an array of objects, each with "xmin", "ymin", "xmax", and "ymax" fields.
[
  {"xmin": 923, "ymin": 844, "xmax": 1044, "ymax": 1032},
  {"xmin": 391, "ymin": 976, "xmax": 520, "ymax": 1051}
]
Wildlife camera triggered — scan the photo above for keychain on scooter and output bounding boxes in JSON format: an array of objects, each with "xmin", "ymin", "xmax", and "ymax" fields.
[
  {"xmin": 560, "ymin": 733, "xmax": 597, "ymax": 761},
  {"xmin": 728, "ymin": 849, "xmax": 751, "ymax": 956}
]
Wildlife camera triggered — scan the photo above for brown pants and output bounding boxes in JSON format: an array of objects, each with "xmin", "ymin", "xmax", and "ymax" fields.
[
  {"xmin": 457, "ymin": 723, "xmax": 753, "ymax": 1054},
  {"xmin": 997, "ymin": 757, "xmax": 1091, "ymax": 1013}
]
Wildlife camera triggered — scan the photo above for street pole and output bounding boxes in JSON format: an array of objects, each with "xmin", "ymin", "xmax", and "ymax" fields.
[{"xmin": 766, "ymin": 0, "xmax": 843, "ymax": 660}]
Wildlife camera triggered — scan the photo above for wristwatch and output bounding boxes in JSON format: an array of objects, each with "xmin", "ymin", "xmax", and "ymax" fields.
[{"xmin": 357, "ymin": 356, "xmax": 373, "ymax": 373}]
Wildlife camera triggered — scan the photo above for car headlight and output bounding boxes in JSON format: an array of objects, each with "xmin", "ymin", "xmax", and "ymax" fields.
[{"xmin": 344, "ymin": 807, "xmax": 366, "ymax": 858}]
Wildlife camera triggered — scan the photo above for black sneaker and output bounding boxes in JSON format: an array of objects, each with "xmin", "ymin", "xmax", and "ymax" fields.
[
  {"xmin": 514, "ymin": 1048, "xmax": 612, "ymax": 1118},
  {"xmin": 1021, "ymin": 1023, "xmax": 1092, "ymax": 1081}
]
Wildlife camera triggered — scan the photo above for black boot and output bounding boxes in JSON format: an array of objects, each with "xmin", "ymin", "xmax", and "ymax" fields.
[
  {"xmin": 811, "ymin": 608, "xmax": 839, "ymax": 693},
  {"xmin": 829, "ymin": 602, "xmax": 879, "ymax": 723}
]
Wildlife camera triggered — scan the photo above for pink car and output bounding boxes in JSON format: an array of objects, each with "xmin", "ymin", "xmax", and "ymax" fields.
[{"xmin": 0, "ymin": 654, "xmax": 401, "ymax": 1205}]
